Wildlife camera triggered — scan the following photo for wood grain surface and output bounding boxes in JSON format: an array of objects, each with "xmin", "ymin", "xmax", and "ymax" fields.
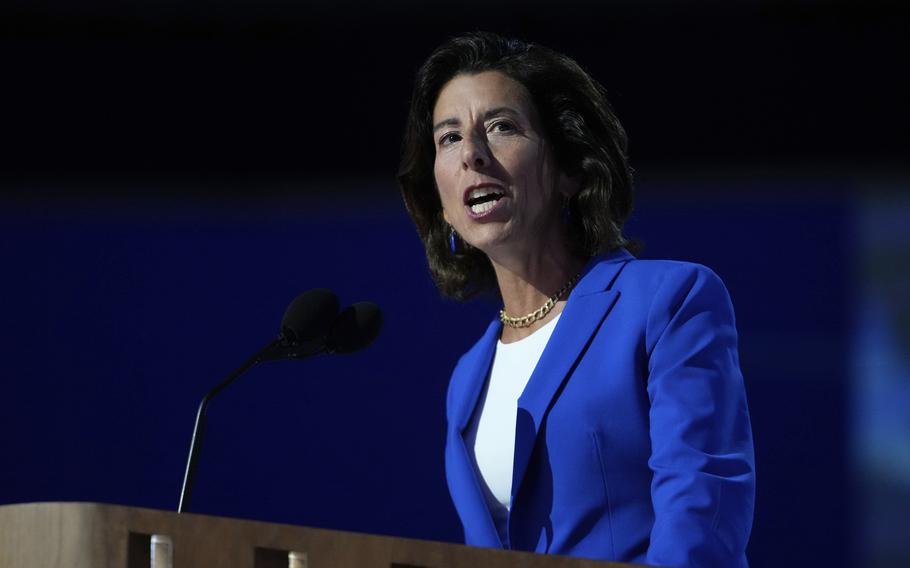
[{"xmin": 0, "ymin": 502, "xmax": 647, "ymax": 568}]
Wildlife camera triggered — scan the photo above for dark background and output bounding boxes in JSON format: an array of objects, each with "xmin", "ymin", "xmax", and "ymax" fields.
[
  {"xmin": 2, "ymin": 0, "xmax": 906, "ymax": 185},
  {"xmin": 2, "ymin": 2, "xmax": 908, "ymax": 567}
]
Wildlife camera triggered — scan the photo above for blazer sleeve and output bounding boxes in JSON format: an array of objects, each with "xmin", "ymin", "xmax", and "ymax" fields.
[{"xmin": 643, "ymin": 264, "xmax": 755, "ymax": 568}]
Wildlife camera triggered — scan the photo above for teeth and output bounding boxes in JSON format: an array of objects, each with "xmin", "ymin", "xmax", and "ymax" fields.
[
  {"xmin": 469, "ymin": 188, "xmax": 500, "ymax": 200},
  {"xmin": 471, "ymin": 201, "xmax": 496, "ymax": 214}
]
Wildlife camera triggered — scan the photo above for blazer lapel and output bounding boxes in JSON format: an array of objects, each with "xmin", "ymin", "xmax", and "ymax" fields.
[
  {"xmin": 450, "ymin": 319, "xmax": 501, "ymax": 431},
  {"xmin": 447, "ymin": 319, "xmax": 503, "ymax": 547},
  {"xmin": 510, "ymin": 251, "xmax": 632, "ymax": 503}
]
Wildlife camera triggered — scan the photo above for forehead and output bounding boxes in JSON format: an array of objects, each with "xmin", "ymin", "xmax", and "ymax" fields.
[{"xmin": 432, "ymin": 70, "xmax": 534, "ymax": 122}]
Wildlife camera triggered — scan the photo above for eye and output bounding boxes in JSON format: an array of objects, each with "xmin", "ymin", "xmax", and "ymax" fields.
[
  {"xmin": 438, "ymin": 132, "xmax": 462, "ymax": 146},
  {"xmin": 489, "ymin": 120, "xmax": 516, "ymax": 134}
]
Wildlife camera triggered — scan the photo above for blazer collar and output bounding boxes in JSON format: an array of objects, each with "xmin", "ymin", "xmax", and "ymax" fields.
[
  {"xmin": 510, "ymin": 250, "xmax": 630, "ymax": 499},
  {"xmin": 573, "ymin": 247, "xmax": 634, "ymax": 295},
  {"xmin": 450, "ymin": 248, "xmax": 633, "ymax": 496},
  {"xmin": 449, "ymin": 249, "xmax": 632, "ymax": 431}
]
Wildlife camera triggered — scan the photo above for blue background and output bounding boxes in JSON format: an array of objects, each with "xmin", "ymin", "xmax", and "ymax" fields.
[{"xmin": 0, "ymin": 185, "xmax": 858, "ymax": 567}]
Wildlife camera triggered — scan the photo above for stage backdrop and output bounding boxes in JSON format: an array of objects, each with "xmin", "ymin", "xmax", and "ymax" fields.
[{"xmin": 0, "ymin": 178, "xmax": 861, "ymax": 567}]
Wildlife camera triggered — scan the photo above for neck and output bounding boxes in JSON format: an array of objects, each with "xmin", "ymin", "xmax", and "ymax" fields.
[{"xmin": 491, "ymin": 245, "xmax": 586, "ymax": 343}]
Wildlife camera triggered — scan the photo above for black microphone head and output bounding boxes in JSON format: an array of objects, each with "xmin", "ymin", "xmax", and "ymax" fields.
[
  {"xmin": 280, "ymin": 288, "xmax": 340, "ymax": 344},
  {"xmin": 326, "ymin": 302, "xmax": 383, "ymax": 354}
]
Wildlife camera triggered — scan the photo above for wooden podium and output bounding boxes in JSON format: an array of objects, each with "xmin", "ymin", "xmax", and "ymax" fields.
[{"xmin": 0, "ymin": 502, "xmax": 642, "ymax": 568}]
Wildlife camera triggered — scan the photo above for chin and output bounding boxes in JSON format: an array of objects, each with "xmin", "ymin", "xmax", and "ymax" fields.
[
  {"xmin": 463, "ymin": 224, "xmax": 509, "ymax": 249},
  {"xmin": 469, "ymin": 234, "xmax": 521, "ymax": 262}
]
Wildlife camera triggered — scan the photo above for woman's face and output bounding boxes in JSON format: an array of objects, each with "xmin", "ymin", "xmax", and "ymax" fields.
[{"xmin": 432, "ymin": 70, "xmax": 568, "ymax": 261}]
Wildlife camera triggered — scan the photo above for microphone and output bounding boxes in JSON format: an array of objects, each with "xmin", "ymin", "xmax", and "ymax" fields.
[
  {"xmin": 259, "ymin": 288, "xmax": 341, "ymax": 361},
  {"xmin": 282, "ymin": 288, "xmax": 341, "ymax": 343},
  {"xmin": 325, "ymin": 302, "xmax": 383, "ymax": 354},
  {"xmin": 178, "ymin": 289, "xmax": 340, "ymax": 513}
]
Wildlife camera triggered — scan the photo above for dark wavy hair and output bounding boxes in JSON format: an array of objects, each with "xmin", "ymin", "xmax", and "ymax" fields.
[{"xmin": 398, "ymin": 32, "xmax": 634, "ymax": 300}]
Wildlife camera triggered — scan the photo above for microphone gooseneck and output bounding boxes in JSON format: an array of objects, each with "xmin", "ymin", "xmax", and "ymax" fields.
[
  {"xmin": 177, "ymin": 340, "xmax": 279, "ymax": 514},
  {"xmin": 178, "ymin": 289, "xmax": 340, "ymax": 514},
  {"xmin": 177, "ymin": 291, "xmax": 384, "ymax": 514}
]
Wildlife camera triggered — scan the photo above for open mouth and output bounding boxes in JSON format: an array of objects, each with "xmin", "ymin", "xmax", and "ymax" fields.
[{"xmin": 465, "ymin": 187, "xmax": 506, "ymax": 215}]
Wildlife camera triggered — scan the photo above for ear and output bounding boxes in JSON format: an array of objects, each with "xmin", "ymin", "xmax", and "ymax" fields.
[{"xmin": 442, "ymin": 207, "xmax": 452, "ymax": 226}]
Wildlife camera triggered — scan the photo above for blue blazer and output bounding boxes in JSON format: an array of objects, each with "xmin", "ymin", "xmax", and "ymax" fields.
[{"xmin": 445, "ymin": 249, "xmax": 755, "ymax": 567}]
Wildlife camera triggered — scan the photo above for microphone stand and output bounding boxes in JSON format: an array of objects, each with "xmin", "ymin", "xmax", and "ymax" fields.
[{"xmin": 177, "ymin": 337, "xmax": 326, "ymax": 513}]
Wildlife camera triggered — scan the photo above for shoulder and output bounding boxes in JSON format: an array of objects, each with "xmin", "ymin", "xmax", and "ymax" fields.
[
  {"xmin": 609, "ymin": 256, "xmax": 734, "ymax": 314},
  {"xmin": 578, "ymin": 249, "xmax": 730, "ymax": 301},
  {"xmin": 619, "ymin": 257, "xmax": 728, "ymax": 294},
  {"xmin": 626, "ymin": 260, "xmax": 738, "ymax": 358},
  {"xmin": 584, "ymin": 253, "xmax": 737, "ymax": 353}
]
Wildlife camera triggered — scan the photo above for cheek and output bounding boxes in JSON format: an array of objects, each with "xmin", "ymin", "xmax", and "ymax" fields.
[
  {"xmin": 432, "ymin": 162, "xmax": 454, "ymax": 225},
  {"xmin": 434, "ymin": 160, "xmax": 457, "ymax": 203},
  {"xmin": 527, "ymin": 147, "xmax": 559, "ymax": 197},
  {"xmin": 500, "ymin": 139, "xmax": 542, "ymax": 178},
  {"xmin": 433, "ymin": 159, "xmax": 443, "ymax": 190}
]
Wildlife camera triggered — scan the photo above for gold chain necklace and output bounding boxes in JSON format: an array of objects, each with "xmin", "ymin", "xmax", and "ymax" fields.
[{"xmin": 499, "ymin": 271, "xmax": 582, "ymax": 329}]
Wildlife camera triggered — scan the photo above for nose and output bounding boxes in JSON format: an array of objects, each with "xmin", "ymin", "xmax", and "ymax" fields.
[{"xmin": 461, "ymin": 133, "xmax": 490, "ymax": 170}]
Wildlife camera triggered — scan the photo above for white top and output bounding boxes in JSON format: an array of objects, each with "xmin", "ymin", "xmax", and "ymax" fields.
[{"xmin": 464, "ymin": 313, "xmax": 561, "ymax": 541}]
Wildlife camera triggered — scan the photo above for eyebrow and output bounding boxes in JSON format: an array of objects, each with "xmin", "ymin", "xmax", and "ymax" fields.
[{"xmin": 432, "ymin": 106, "xmax": 522, "ymax": 133}]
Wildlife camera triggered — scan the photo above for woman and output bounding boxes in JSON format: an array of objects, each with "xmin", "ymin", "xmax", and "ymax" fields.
[{"xmin": 398, "ymin": 32, "xmax": 755, "ymax": 567}]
